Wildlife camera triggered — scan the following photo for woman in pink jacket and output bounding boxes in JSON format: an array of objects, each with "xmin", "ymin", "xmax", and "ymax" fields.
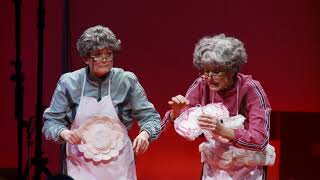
[{"xmin": 162, "ymin": 34, "xmax": 272, "ymax": 180}]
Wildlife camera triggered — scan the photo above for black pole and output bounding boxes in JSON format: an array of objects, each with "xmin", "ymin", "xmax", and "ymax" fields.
[
  {"xmin": 11, "ymin": 0, "xmax": 24, "ymax": 179},
  {"xmin": 62, "ymin": 0, "xmax": 71, "ymax": 73},
  {"xmin": 60, "ymin": 0, "xmax": 71, "ymax": 174},
  {"xmin": 34, "ymin": 0, "xmax": 48, "ymax": 179}
]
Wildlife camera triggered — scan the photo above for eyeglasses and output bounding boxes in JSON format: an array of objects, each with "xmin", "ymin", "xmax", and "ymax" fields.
[
  {"xmin": 89, "ymin": 54, "xmax": 113, "ymax": 62},
  {"xmin": 203, "ymin": 71, "xmax": 227, "ymax": 79}
]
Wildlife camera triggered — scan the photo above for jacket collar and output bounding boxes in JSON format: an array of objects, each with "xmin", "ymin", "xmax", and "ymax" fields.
[{"xmin": 85, "ymin": 66, "xmax": 112, "ymax": 86}]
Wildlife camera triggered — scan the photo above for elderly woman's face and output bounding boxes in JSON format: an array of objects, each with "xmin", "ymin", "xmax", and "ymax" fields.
[
  {"xmin": 202, "ymin": 64, "xmax": 234, "ymax": 92},
  {"xmin": 85, "ymin": 48, "xmax": 114, "ymax": 78}
]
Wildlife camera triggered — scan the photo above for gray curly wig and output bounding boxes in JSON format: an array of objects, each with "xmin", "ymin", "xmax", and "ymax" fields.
[
  {"xmin": 193, "ymin": 34, "xmax": 247, "ymax": 72},
  {"xmin": 76, "ymin": 25, "xmax": 121, "ymax": 57}
]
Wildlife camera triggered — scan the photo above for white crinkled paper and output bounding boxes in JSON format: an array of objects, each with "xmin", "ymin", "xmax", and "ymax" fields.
[
  {"xmin": 174, "ymin": 102, "xmax": 275, "ymax": 168},
  {"xmin": 174, "ymin": 103, "xmax": 229, "ymax": 141},
  {"xmin": 76, "ymin": 116, "xmax": 125, "ymax": 162}
]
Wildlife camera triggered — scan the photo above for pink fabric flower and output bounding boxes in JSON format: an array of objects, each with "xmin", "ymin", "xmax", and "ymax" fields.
[
  {"xmin": 174, "ymin": 103, "xmax": 229, "ymax": 141},
  {"xmin": 76, "ymin": 116, "xmax": 125, "ymax": 162}
]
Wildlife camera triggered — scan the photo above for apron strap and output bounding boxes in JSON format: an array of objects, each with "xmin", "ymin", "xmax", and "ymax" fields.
[
  {"xmin": 81, "ymin": 74, "xmax": 86, "ymax": 97},
  {"xmin": 211, "ymin": 84, "xmax": 240, "ymax": 115},
  {"xmin": 236, "ymin": 85, "xmax": 239, "ymax": 115},
  {"xmin": 108, "ymin": 79, "xmax": 111, "ymax": 96},
  {"xmin": 81, "ymin": 73, "xmax": 111, "ymax": 97}
]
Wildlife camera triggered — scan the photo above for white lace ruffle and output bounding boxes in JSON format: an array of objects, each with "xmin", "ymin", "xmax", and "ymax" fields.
[
  {"xmin": 174, "ymin": 103, "xmax": 229, "ymax": 141},
  {"xmin": 76, "ymin": 116, "xmax": 125, "ymax": 162}
]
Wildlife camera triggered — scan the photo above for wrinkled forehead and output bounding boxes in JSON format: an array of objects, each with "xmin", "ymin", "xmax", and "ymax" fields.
[
  {"xmin": 202, "ymin": 63, "xmax": 228, "ymax": 72},
  {"xmin": 88, "ymin": 48, "xmax": 113, "ymax": 56}
]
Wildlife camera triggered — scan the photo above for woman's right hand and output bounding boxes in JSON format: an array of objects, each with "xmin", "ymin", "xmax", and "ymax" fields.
[
  {"xmin": 168, "ymin": 94, "xmax": 190, "ymax": 120},
  {"xmin": 59, "ymin": 129, "xmax": 81, "ymax": 144}
]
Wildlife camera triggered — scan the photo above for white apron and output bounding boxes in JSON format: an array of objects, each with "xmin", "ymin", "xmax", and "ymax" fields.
[
  {"xmin": 200, "ymin": 86, "xmax": 265, "ymax": 180},
  {"xmin": 66, "ymin": 75, "xmax": 137, "ymax": 180}
]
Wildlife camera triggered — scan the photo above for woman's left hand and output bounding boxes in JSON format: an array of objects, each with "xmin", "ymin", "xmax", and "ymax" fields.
[
  {"xmin": 132, "ymin": 130, "xmax": 150, "ymax": 155},
  {"xmin": 198, "ymin": 114, "xmax": 235, "ymax": 140},
  {"xmin": 198, "ymin": 114, "xmax": 223, "ymax": 134}
]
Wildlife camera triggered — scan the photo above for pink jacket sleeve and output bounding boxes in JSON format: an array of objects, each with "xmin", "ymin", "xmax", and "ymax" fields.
[
  {"xmin": 161, "ymin": 78, "xmax": 203, "ymax": 131},
  {"xmin": 233, "ymin": 80, "xmax": 271, "ymax": 151}
]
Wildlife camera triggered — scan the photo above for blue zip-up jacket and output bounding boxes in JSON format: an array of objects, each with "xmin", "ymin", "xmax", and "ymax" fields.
[{"xmin": 42, "ymin": 67, "xmax": 161, "ymax": 142}]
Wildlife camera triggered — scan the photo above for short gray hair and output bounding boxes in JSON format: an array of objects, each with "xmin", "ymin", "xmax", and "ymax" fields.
[
  {"xmin": 76, "ymin": 25, "xmax": 121, "ymax": 57},
  {"xmin": 193, "ymin": 34, "xmax": 247, "ymax": 72}
]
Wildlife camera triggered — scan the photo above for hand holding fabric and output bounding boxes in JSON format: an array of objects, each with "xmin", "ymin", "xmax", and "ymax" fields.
[
  {"xmin": 198, "ymin": 114, "xmax": 235, "ymax": 141},
  {"xmin": 60, "ymin": 129, "xmax": 81, "ymax": 144},
  {"xmin": 198, "ymin": 114, "xmax": 223, "ymax": 133},
  {"xmin": 132, "ymin": 131, "xmax": 150, "ymax": 155}
]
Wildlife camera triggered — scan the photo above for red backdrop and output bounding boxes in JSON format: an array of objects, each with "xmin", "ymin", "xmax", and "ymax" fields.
[{"xmin": 1, "ymin": 0, "xmax": 320, "ymax": 179}]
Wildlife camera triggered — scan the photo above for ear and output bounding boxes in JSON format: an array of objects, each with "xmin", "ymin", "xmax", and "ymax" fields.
[{"xmin": 83, "ymin": 57, "xmax": 90, "ymax": 65}]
